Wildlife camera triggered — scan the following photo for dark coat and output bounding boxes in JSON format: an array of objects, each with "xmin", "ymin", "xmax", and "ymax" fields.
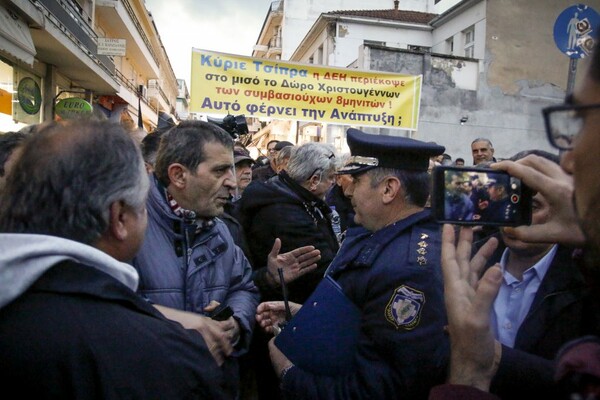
[
  {"xmin": 486, "ymin": 244, "xmax": 600, "ymax": 399},
  {"xmin": 252, "ymin": 164, "xmax": 277, "ymax": 183},
  {"xmin": 222, "ymin": 200, "xmax": 252, "ymax": 260},
  {"xmin": 239, "ymin": 171, "xmax": 339, "ymax": 303},
  {"xmin": 239, "ymin": 172, "xmax": 341, "ymax": 399},
  {"xmin": 0, "ymin": 261, "xmax": 228, "ymax": 399},
  {"xmin": 430, "ymin": 245, "xmax": 600, "ymax": 400}
]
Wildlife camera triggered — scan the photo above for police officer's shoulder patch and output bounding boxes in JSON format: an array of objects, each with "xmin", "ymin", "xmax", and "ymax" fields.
[{"xmin": 385, "ymin": 285, "xmax": 425, "ymax": 330}]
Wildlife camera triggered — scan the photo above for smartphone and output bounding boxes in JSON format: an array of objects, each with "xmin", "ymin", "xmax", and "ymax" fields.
[
  {"xmin": 431, "ymin": 166, "xmax": 532, "ymax": 226},
  {"xmin": 209, "ymin": 304, "xmax": 234, "ymax": 321}
]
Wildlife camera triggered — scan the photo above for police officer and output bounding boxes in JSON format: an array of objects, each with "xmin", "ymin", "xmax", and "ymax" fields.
[{"xmin": 256, "ymin": 128, "xmax": 449, "ymax": 399}]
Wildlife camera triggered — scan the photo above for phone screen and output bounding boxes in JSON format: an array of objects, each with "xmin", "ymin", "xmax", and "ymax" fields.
[{"xmin": 431, "ymin": 166, "xmax": 532, "ymax": 226}]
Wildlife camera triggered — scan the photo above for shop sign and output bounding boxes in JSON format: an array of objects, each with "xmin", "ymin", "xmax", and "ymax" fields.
[{"xmin": 55, "ymin": 97, "xmax": 93, "ymax": 120}]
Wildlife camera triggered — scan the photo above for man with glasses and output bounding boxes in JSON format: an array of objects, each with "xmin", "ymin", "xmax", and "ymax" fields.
[
  {"xmin": 253, "ymin": 139, "xmax": 280, "ymax": 183},
  {"xmin": 430, "ymin": 47, "xmax": 600, "ymax": 399},
  {"xmin": 254, "ymin": 129, "xmax": 450, "ymax": 399}
]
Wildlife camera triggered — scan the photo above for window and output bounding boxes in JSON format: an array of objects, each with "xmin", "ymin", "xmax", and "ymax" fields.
[
  {"xmin": 464, "ymin": 26, "xmax": 475, "ymax": 58},
  {"xmin": 446, "ymin": 37, "xmax": 454, "ymax": 55},
  {"xmin": 317, "ymin": 45, "xmax": 324, "ymax": 64},
  {"xmin": 408, "ymin": 45, "xmax": 430, "ymax": 52}
]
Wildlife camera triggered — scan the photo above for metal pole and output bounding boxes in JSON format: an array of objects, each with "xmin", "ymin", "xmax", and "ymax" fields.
[{"xmin": 566, "ymin": 58, "xmax": 578, "ymax": 95}]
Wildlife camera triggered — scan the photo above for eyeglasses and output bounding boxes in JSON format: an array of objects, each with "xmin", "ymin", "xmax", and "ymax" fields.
[
  {"xmin": 307, "ymin": 154, "xmax": 335, "ymax": 180},
  {"xmin": 542, "ymin": 100, "xmax": 600, "ymax": 150}
]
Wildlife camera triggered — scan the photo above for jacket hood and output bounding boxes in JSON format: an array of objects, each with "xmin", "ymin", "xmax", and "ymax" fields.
[{"xmin": 0, "ymin": 233, "xmax": 139, "ymax": 310}]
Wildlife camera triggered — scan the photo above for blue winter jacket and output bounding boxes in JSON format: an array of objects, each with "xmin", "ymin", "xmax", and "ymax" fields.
[{"xmin": 132, "ymin": 175, "xmax": 260, "ymax": 355}]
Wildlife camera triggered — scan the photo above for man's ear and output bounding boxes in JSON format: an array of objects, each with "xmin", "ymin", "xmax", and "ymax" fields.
[
  {"xmin": 308, "ymin": 173, "xmax": 320, "ymax": 191},
  {"xmin": 382, "ymin": 176, "xmax": 401, "ymax": 205},
  {"xmin": 167, "ymin": 163, "xmax": 188, "ymax": 189},
  {"xmin": 108, "ymin": 201, "xmax": 128, "ymax": 241}
]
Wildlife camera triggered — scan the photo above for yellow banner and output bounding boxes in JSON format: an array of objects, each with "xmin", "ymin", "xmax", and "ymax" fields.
[{"xmin": 191, "ymin": 49, "xmax": 421, "ymax": 130}]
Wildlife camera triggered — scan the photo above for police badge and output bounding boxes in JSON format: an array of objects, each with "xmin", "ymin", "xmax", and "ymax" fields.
[{"xmin": 385, "ymin": 285, "xmax": 425, "ymax": 330}]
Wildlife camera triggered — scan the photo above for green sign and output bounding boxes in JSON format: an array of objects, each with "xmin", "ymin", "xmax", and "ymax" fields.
[
  {"xmin": 17, "ymin": 77, "xmax": 41, "ymax": 115},
  {"xmin": 55, "ymin": 97, "xmax": 93, "ymax": 120}
]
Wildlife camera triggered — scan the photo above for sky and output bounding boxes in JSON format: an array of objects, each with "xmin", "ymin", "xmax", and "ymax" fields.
[{"xmin": 145, "ymin": 0, "xmax": 275, "ymax": 88}]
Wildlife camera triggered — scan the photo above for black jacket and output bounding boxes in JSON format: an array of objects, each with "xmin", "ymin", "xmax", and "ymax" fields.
[
  {"xmin": 0, "ymin": 261, "xmax": 228, "ymax": 399},
  {"xmin": 251, "ymin": 164, "xmax": 277, "ymax": 183},
  {"xmin": 239, "ymin": 171, "xmax": 339, "ymax": 303},
  {"xmin": 486, "ymin": 243, "xmax": 600, "ymax": 399}
]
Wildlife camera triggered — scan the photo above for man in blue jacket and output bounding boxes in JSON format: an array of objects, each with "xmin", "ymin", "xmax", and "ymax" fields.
[
  {"xmin": 256, "ymin": 128, "xmax": 450, "ymax": 399},
  {"xmin": 132, "ymin": 121, "xmax": 319, "ymax": 398}
]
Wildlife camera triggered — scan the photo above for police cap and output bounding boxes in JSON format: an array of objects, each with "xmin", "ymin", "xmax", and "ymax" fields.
[{"xmin": 337, "ymin": 128, "xmax": 445, "ymax": 175}]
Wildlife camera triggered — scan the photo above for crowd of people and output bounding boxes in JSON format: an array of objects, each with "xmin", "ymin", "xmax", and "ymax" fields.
[{"xmin": 0, "ymin": 45, "xmax": 599, "ymax": 400}]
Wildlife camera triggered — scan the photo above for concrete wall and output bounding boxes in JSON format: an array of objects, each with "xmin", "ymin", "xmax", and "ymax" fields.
[
  {"xmin": 332, "ymin": 21, "xmax": 433, "ymax": 67},
  {"xmin": 363, "ymin": 45, "xmax": 559, "ymax": 163},
  {"xmin": 485, "ymin": 0, "xmax": 596, "ymax": 94}
]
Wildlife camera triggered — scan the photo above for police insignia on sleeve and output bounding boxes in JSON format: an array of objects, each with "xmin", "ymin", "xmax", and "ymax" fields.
[{"xmin": 385, "ymin": 285, "xmax": 425, "ymax": 330}]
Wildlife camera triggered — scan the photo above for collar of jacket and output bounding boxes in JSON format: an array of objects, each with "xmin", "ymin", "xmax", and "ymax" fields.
[
  {"xmin": 278, "ymin": 170, "xmax": 332, "ymax": 218},
  {"xmin": 326, "ymin": 209, "xmax": 433, "ymax": 276}
]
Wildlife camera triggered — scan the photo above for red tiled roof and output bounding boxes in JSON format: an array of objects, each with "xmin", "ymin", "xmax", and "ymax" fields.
[{"xmin": 325, "ymin": 9, "xmax": 438, "ymax": 24}]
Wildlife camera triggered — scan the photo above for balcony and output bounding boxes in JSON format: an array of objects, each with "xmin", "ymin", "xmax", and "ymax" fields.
[
  {"xmin": 29, "ymin": 0, "xmax": 118, "ymax": 93},
  {"xmin": 253, "ymin": 0, "xmax": 283, "ymax": 58},
  {"xmin": 96, "ymin": 0, "xmax": 160, "ymax": 78},
  {"xmin": 266, "ymin": 35, "xmax": 282, "ymax": 58},
  {"xmin": 147, "ymin": 79, "xmax": 171, "ymax": 112},
  {"xmin": 114, "ymin": 68, "xmax": 158, "ymax": 125}
]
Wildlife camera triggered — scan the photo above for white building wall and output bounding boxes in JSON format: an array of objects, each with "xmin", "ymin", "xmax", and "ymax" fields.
[
  {"xmin": 282, "ymin": 0, "xmax": 430, "ymax": 59},
  {"xmin": 432, "ymin": 0, "xmax": 464, "ymax": 14},
  {"xmin": 431, "ymin": 0, "xmax": 486, "ymax": 58}
]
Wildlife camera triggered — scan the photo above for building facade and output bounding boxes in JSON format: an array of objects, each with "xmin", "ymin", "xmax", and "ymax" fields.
[
  {"xmin": 0, "ymin": 0, "xmax": 178, "ymax": 133},
  {"xmin": 253, "ymin": 0, "xmax": 599, "ymax": 161}
]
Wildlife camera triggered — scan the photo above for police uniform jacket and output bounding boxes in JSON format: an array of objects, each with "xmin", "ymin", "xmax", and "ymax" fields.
[{"xmin": 280, "ymin": 209, "xmax": 449, "ymax": 399}]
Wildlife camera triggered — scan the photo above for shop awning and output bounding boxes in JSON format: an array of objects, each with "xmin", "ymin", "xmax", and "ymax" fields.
[{"xmin": 0, "ymin": 5, "xmax": 36, "ymax": 66}]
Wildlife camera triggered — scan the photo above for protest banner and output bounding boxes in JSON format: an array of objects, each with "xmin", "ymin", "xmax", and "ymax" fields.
[{"xmin": 190, "ymin": 49, "xmax": 421, "ymax": 130}]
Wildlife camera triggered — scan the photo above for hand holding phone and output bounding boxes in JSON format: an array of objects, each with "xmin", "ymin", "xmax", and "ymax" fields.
[
  {"xmin": 209, "ymin": 304, "xmax": 234, "ymax": 321},
  {"xmin": 431, "ymin": 166, "xmax": 532, "ymax": 226}
]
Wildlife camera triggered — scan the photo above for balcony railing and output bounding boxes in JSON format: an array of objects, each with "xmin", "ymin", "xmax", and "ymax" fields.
[
  {"xmin": 36, "ymin": 0, "xmax": 115, "ymax": 75},
  {"xmin": 120, "ymin": 0, "xmax": 161, "ymax": 68},
  {"xmin": 148, "ymin": 80, "xmax": 171, "ymax": 108},
  {"xmin": 114, "ymin": 69, "xmax": 154, "ymax": 108}
]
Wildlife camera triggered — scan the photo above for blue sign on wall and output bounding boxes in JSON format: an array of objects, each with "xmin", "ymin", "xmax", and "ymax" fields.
[{"xmin": 554, "ymin": 4, "xmax": 600, "ymax": 58}]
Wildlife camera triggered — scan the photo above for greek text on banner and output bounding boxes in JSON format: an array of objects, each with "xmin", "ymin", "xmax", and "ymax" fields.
[{"xmin": 190, "ymin": 49, "xmax": 422, "ymax": 130}]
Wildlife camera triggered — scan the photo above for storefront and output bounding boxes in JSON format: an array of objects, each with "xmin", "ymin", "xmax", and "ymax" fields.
[{"xmin": 0, "ymin": 58, "xmax": 42, "ymax": 132}]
